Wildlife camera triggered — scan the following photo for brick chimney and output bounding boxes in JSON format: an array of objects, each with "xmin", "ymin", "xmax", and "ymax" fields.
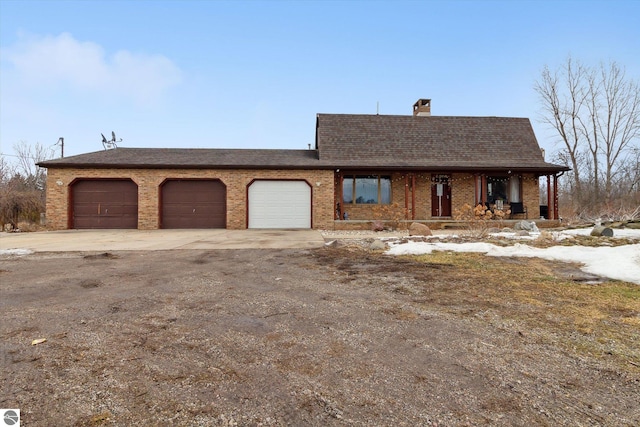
[{"xmin": 413, "ymin": 99, "xmax": 431, "ymax": 116}]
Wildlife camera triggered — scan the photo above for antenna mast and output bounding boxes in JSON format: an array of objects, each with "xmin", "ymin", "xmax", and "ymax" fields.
[{"xmin": 56, "ymin": 137, "xmax": 64, "ymax": 158}]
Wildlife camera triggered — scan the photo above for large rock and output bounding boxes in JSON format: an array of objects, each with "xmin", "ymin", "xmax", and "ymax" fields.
[
  {"xmin": 369, "ymin": 240, "xmax": 387, "ymax": 250},
  {"xmin": 409, "ymin": 222, "xmax": 432, "ymax": 236},
  {"xmin": 370, "ymin": 220, "xmax": 385, "ymax": 232},
  {"xmin": 514, "ymin": 221, "xmax": 539, "ymax": 232}
]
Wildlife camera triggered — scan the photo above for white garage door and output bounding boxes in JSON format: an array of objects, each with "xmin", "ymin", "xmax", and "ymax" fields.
[{"xmin": 248, "ymin": 180, "xmax": 311, "ymax": 228}]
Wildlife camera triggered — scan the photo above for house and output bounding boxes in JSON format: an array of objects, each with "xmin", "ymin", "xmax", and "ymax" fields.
[{"xmin": 38, "ymin": 99, "xmax": 569, "ymax": 230}]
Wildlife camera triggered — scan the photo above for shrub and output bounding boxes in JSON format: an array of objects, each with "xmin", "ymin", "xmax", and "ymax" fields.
[
  {"xmin": 370, "ymin": 202, "xmax": 407, "ymax": 231},
  {"xmin": 454, "ymin": 203, "xmax": 510, "ymax": 237}
]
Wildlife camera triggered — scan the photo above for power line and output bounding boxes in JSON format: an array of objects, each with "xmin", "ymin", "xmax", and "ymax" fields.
[{"xmin": 0, "ymin": 153, "xmax": 50, "ymax": 161}]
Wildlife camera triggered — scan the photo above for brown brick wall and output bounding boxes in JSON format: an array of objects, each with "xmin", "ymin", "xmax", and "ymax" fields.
[
  {"xmin": 44, "ymin": 168, "xmax": 334, "ymax": 230},
  {"xmin": 44, "ymin": 168, "xmax": 541, "ymax": 230},
  {"xmin": 337, "ymin": 172, "xmax": 474, "ymax": 220},
  {"xmin": 450, "ymin": 173, "xmax": 475, "ymax": 215},
  {"xmin": 521, "ymin": 174, "xmax": 540, "ymax": 219}
]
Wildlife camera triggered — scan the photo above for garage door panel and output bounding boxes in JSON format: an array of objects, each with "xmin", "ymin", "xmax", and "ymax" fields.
[
  {"xmin": 163, "ymin": 214, "xmax": 223, "ymax": 229},
  {"xmin": 72, "ymin": 180, "xmax": 138, "ymax": 229},
  {"xmin": 73, "ymin": 203, "xmax": 97, "ymax": 215},
  {"xmin": 161, "ymin": 180, "xmax": 226, "ymax": 229},
  {"xmin": 74, "ymin": 202, "xmax": 137, "ymax": 216},
  {"xmin": 165, "ymin": 191, "xmax": 206, "ymax": 204},
  {"xmin": 248, "ymin": 180, "xmax": 311, "ymax": 229},
  {"xmin": 99, "ymin": 204, "xmax": 137, "ymax": 216},
  {"xmin": 163, "ymin": 203, "xmax": 225, "ymax": 216},
  {"xmin": 97, "ymin": 216, "xmax": 133, "ymax": 229}
]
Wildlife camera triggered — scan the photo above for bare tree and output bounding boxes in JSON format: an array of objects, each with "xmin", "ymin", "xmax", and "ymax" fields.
[
  {"xmin": 614, "ymin": 146, "xmax": 640, "ymax": 210},
  {"xmin": 0, "ymin": 141, "xmax": 55, "ymax": 229},
  {"xmin": 0, "ymin": 154, "xmax": 16, "ymax": 185},
  {"xmin": 597, "ymin": 64, "xmax": 640, "ymax": 203},
  {"xmin": 535, "ymin": 58, "xmax": 588, "ymax": 207},
  {"xmin": 535, "ymin": 58, "xmax": 640, "ymax": 216},
  {"xmin": 13, "ymin": 140, "xmax": 54, "ymax": 191}
]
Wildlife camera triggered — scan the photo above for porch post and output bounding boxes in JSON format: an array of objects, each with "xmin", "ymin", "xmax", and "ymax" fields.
[
  {"xmin": 481, "ymin": 175, "xmax": 487, "ymax": 205},
  {"xmin": 553, "ymin": 174, "xmax": 559, "ymax": 221},
  {"xmin": 338, "ymin": 173, "xmax": 343, "ymax": 220},
  {"xmin": 547, "ymin": 175, "xmax": 552, "ymax": 220},
  {"xmin": 404, "ymin": 174, "xmax": 409, "ymax": 220},
  {"xmin": 411, "ymin": 174, "xmax": 416, "ymax": 220}
]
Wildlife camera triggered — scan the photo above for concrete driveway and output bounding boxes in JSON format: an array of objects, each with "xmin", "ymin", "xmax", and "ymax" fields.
[{"xmin": 0, "ymin": 229, "xmax": 326, "ymax": 252}]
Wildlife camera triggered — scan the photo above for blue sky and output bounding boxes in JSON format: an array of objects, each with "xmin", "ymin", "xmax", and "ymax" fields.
[{"xmin": 1, "ymin": 0, "xmax": 639, "ymax": 162}]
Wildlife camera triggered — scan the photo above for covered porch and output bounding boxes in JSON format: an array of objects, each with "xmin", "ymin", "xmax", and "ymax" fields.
[{"xmin": 333, "ymin": 170, "xmax": 564, "ymax": 230}]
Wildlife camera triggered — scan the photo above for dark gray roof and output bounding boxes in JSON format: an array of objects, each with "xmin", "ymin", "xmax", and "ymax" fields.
[
  {"xmin": 315, "ymin": 114, "xmax": 568, "ymax": 172},
  {"xmin": 39, "ymin": 147, "xmax": 324, "ymax": 169},
  {"xmin": 39, "ymin": 114, "xmax": 569, "ymax": 173}
]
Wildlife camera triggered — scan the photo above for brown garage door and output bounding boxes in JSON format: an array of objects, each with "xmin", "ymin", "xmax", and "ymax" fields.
[
  {"xmin": 72, "ymin": 179, "xmax": 138, "ymax": 229},
  {"xmin": 161, "ymin": 179, "xmax": 226, "ymax": 228}
]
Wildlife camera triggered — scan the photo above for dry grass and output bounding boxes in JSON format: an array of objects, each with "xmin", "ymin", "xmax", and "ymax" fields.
[{"xmin": 411, "ymin": 251, "xmax": 640, "ymax": 371}]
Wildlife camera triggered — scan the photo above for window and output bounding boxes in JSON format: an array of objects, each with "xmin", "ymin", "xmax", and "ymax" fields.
[
  {"xmin": 509, "ymin": 176, "xmax": 521, "ymax": 203},
  {"xmin": 480, "ymin": 175, "xmax": 521, "ymax": 204},
  {"xmin": 487, "ymin": 176, "xmax": 508, "ymax": 204},
  {"xmin": 342, "ymin": 175, "xmax": 391, "ymax": 204}
]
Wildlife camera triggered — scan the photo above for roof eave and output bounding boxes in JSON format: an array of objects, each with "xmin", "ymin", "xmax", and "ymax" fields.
[
  {"xmin": 39, "ymin": 162, "xmax": 569, "ymax": 174},
  {"xmin": 38, "ymin": 162, "xmax": 336, "ymax": 170},
  {"xmin": 330, "ymin": 164, "xmax": 571, "ymax": 173}
]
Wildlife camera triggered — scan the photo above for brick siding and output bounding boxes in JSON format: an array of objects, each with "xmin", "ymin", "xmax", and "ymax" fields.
[
  {"xmin": 45, "ymin": 168, "xmax": 540, "ymax": 230},
  {"xmin": 44, "ymin": 168, "xmax": 334, "ymax": 230}
]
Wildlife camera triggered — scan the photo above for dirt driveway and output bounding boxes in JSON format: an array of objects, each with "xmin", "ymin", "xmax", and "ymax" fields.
[{"xmin": 1, "ymin": 245, "xmax": 639, "ymax": 426}]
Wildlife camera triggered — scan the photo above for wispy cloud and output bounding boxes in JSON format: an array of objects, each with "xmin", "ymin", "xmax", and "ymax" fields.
[{"xmin": 1, "ymin": 32, "xmax": 182, "ymax": 105}]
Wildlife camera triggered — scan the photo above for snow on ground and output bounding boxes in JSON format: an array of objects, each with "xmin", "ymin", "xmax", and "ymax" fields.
[
  {"xmin": 0, "ymin": 248, "xmax": 33, "ymax": 256},
  {"xmin": 387, "ymin": 228, "xmax": 640, "ymax": 285},
  {"xmin": 561, "ymin": 227, "xmax": 640, "ymax": 239}
]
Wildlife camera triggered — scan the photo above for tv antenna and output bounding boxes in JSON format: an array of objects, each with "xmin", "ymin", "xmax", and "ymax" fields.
[{"xmin": 101, "ymin": 131, "xmax": 122, "ymax": 150}]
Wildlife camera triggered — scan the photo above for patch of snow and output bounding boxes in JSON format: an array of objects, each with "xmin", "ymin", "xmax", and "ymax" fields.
[
  {"xmin": 386, "ymin": 241, "xmax": 640, "ymax": 285},
  {"xmin": 488, "ymin": 231, "xmax": 540, "ymax": 240},
  {"xmin": 0, "ymin": 248, "xmax": 33, "ymax": 256},
  {"xmin": 562, "ymin": 227, "xmax": 640, "ymax": 239}
]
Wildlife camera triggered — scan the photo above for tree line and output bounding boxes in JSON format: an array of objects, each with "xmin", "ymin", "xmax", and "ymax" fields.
[
  {"xmin": 0, "ymin": 141, "xmax": 53, "ymax": 230},
  {"xmin": 535, "ymin": 57, "xmax": 640, "ymax": 219}
]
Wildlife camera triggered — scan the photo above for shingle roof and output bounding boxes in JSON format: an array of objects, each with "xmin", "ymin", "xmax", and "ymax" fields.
[
  {"xmin": 39, "ymin": 147, "xmax": 324, "ymax": 169},
  {"xmin": 38, "ymin": 114, "xmax": 569, "ymax": 173},
  {"xmin": 315, "ymin": 114, "xmax": 568, "ymax": 172}
]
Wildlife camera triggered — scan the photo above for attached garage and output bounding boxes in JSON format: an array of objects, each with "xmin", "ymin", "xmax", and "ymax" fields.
[
  {"xmin": 161, "ymin": 179, "xmax": 226, "ymax": 228},
  {"xmin": 71, "ymin": 179, "xmax": 138, "ymax": 229},
  {"xmin": 248, "ymin": 180, "xmax": 311, "ymax": 229}
]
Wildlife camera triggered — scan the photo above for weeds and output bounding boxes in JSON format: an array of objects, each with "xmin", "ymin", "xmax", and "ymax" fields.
[
  {"xmin": 370, "ymin": 202, "xmax": 407, "ymax": 231},
  {"xmin": 410, "ymin": 251, "xmax": 640, "ymax": 371},
  {"xmin": 453, "ymin": 203, "xmax": 510, "ymax": 237}
]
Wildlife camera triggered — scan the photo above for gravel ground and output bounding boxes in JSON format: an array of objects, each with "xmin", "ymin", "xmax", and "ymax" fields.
[{"xmin": 1, "ymin": 246, "xmax": 638, "ymax": 426}]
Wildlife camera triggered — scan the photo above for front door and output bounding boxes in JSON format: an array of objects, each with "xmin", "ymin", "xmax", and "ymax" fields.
[{"xmin": 431, "ymin": 174, "xmax": 452, "ymax": 217}]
